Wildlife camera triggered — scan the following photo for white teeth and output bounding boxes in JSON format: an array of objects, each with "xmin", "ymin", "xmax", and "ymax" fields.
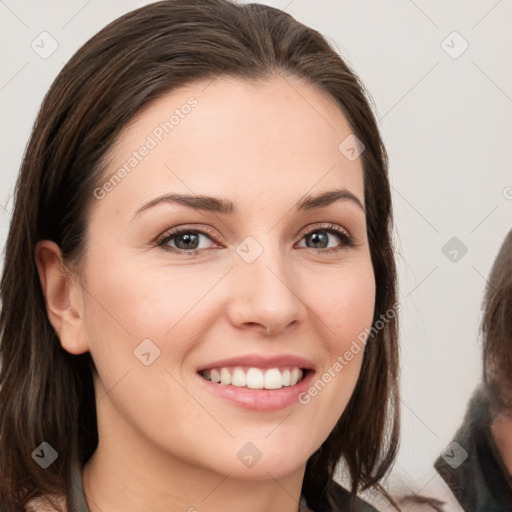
[
  {"xmin": 246, "ymin": 368, "xmax": 264, "ymax": 389},
  {"xmin": 264, "ymin": 368, "xmax": 283, "ymax": 389},
  {"xmin": 231, "ymin": 368, "xmax": 247, "ymax": 387},
  {"xmin": 220, "ymin": 368, "xmax": 231, "ymax": 385},
  {"xmin": 290, "ymin": 368, "xmax": 302, "ymax": 386},
  {"xmin": 200, "ymin": 366, "xmax": 306, "ymax": 389}
]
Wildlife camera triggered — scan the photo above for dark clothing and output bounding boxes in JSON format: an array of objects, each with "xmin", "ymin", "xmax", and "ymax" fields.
[
  {"xmin": 323, "ymin": 483, "xmax": 382, "ymax": 512},
  {"xmin": 434, "ymin": 387, "xmax": 512, "ymax": 511},
  {"xmin": 68, "ymin": 459, "xmax": 90, "ymax": 512}
]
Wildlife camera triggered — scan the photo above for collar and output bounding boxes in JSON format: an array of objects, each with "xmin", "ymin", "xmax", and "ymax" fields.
[{"xmin": 69, "ymin": 459, "xmax": 91, "ymax": 512}]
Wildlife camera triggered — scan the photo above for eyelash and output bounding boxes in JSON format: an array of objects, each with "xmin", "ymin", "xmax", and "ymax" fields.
[{"xmin": 156, "ymin": 223, "xmax": 356, "ymax": 256}]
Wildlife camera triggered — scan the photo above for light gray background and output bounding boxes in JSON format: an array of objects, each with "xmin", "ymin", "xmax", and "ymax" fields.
[{"xmin": 1, "ymin": 0, "xmax": 511, "ymax": 496}]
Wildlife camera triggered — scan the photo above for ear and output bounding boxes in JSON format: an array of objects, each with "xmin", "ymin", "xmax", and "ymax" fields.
[{"xmin": 34, "ymin": 240, "xmax": 89, "ymax": 355}]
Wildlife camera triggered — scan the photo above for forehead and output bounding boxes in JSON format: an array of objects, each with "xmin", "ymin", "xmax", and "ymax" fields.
[{"xmin": 93, "ymin": 75, "xmax": 364, "ymax": 221}]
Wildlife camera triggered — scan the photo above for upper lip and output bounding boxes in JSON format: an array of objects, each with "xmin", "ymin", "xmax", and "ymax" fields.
[{"xmin": 197, "ymin": 354, "xmax": 315, "ymax": 372}]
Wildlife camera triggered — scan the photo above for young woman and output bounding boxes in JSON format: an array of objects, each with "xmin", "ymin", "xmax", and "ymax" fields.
[{"xmin": 0, "ymin": 1, "xmax": 400, "ymax": 511}]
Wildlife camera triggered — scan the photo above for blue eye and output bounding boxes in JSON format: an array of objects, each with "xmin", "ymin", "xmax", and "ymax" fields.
[
  {"xmin": 298, "ymin": 224, "xmax": 355, "ymax": 252},
  {"xmin": 157, "ymin": 223, "xmax": 355, "ymax": 256}
]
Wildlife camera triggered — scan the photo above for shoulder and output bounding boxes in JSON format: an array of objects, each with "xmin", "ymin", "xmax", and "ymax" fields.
[
  {"xmin": 393, "ymin": 473, "xmax": 464, "ymax": 512},
  {"xmin": 25, "ymin": 493, "xmax": 67, "ymax": 512},
  {"xmin": 0, "ymin": 497, "xmax": 65, "ymax": 512},
  {"xmin": 328, "ymin": 481, "xmax": 381, "ymax": 511},
  {"xmin": 301, "ymin": 481, "xmax": 381, "ymax": 512}
]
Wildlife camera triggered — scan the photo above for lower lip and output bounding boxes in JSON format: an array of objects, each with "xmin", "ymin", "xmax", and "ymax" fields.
[{"xmin": 197, "ymin": 371, "xmax": 315, "ymax": 411}]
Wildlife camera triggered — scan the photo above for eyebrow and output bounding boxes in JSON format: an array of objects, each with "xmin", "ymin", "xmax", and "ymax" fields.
[{"xmin": 132, "ymin": 187, "xmax": 365, "ymax": 220}]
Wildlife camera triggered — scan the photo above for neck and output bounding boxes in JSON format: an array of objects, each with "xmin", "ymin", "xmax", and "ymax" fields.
[
  {"xmin": 490, "ymin": 412, "xmax": 512, "ymax": 477},
  {"xmin": 81, "ymin": 406, "xmax": 306, "ymax": 512}
]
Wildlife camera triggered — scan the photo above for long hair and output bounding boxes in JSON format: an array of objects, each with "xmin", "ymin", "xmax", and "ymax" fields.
[
  {"xmin": 0, "ymin": 1, "xmax": 400, "ymax": 510},
  {"xmin": 482, "ymin": 229, "xmax": 512, "ymax": 416}
]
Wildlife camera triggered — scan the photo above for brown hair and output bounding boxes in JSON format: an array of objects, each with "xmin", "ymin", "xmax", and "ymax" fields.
[
  {"xmin": 0, "ymin": 1, "xmax": 399, "ymax": 510},
  {"xmin": 482, "ymin": 229, "xmax": 512, "ymax": 416}
]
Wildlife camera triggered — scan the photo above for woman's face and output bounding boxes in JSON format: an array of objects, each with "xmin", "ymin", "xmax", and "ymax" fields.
[{"xmin": 67, "ymin": 75, "xmax": 375, "ymax": 480}]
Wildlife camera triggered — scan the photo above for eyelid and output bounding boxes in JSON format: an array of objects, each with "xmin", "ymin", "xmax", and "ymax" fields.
[
  {"xmin": 301, "ymin": 222, "xmax": 351, "ymax": 238},
  {"xmin": 155, "ymin": 224, "xmax": 220, "ymax": 248},
  {"xmin": 156, "ymin": 222, "xmax": 356, "ymax": 254},
  {"xmin": 156, "ymin": 223, "xmax": 218, "ymax": 238},
  {"xmin": 298, "ymin": 222, "xmax": 356, "ymax": 251}
]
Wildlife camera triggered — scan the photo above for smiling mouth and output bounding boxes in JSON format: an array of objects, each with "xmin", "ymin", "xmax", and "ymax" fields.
[{"xmin": 198, "ymin": 366, "xmax": 308, "ymax": 390}]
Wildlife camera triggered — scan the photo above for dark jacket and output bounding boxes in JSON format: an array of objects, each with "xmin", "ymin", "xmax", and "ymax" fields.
[
  {"xmin": 302, "ymin": 481, "xmax": 382, "ymax": 512},
  {"xmin": 434, "ymin": 387, "xmax": 512, "ymax": 511}
]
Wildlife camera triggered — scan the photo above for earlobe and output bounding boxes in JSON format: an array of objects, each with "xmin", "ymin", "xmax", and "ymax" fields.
[{"xmin": 34, "ymin": 240, "xmax": 89, "ymax": 355}]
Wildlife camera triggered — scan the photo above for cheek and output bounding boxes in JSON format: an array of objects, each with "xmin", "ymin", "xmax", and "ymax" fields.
[
  {"xmin": 79, "ymin": 254, "xmax": 228, "ymax": 396},
  {"xmin": 298, "ymin": 259, "xmax": 375, "ymax": 420},
  {"xmin": 82, "ymin": 256, "xmax": 210, "ymax": 342},
  {"xmin": 314, "ymin": 260, "xmax": 376, "ymax": 353}
]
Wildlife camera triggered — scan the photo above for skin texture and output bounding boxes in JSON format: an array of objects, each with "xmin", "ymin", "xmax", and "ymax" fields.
[
  {"xmin": 35, "ymin": 75, "xmax": 376, "ymax": 512},
  {"xmin": 491, "ymin": 414, "xmax": 512, "ymax": 477}
]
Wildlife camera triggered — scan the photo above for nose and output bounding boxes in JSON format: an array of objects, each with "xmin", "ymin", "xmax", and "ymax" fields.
[{"xmin": 225, "ymin": 239, "xmax": 307, "ymax": 337}]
